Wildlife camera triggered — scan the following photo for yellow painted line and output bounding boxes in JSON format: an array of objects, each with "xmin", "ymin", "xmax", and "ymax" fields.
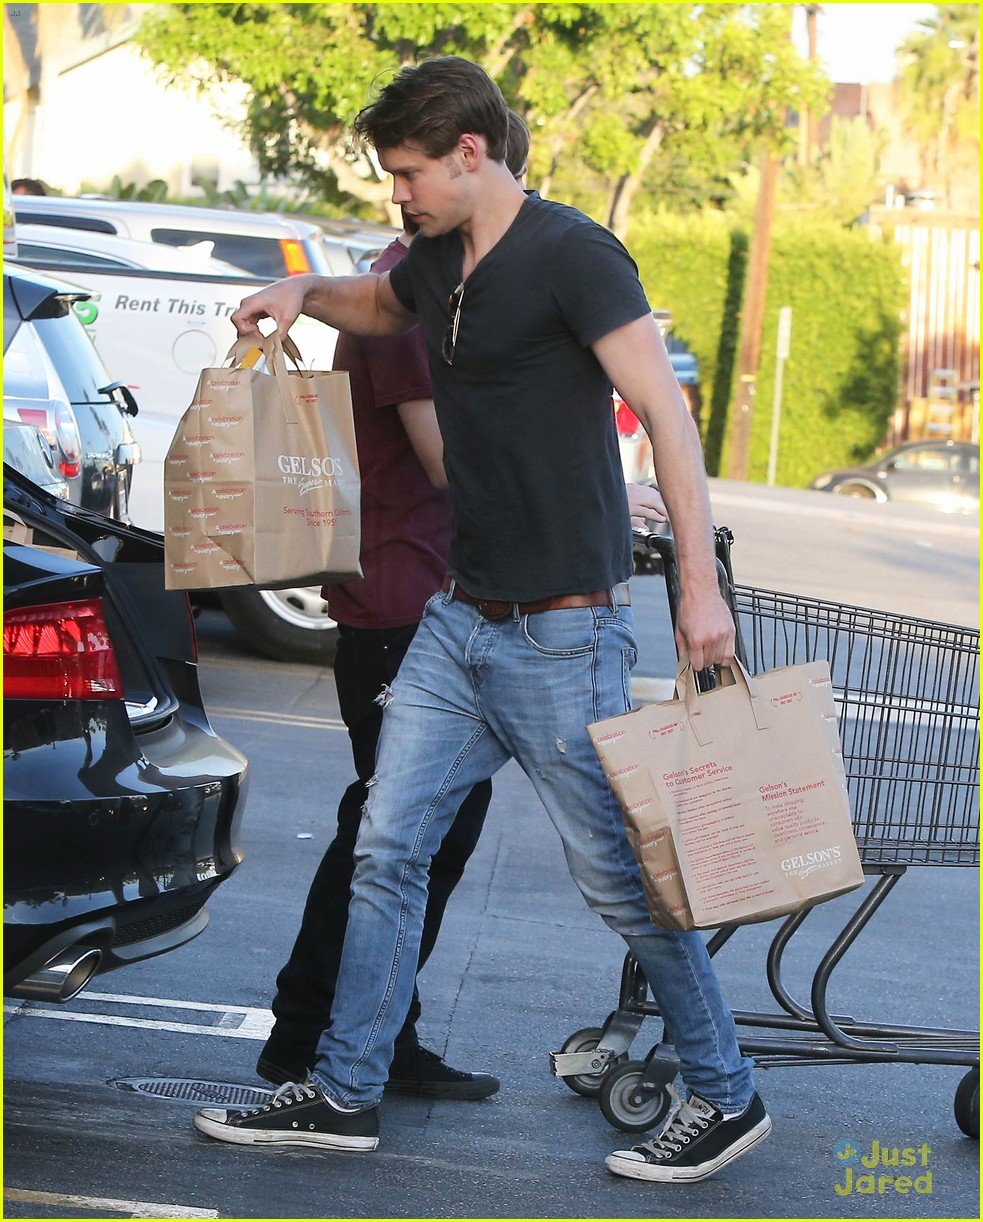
[{"xmin": 4, "ymin": 1188, "xmax": 218, "ymax": 1218}]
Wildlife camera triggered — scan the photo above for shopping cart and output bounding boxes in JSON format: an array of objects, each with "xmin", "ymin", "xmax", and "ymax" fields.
[{"xmin": 549, "ymin": 527, "xmax": 980, "ymax": 1139}]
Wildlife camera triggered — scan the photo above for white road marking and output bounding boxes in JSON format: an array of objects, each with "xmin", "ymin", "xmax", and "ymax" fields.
[
  {"xmin": 4, "ymin": 992, "xmax": 273, "ymax": 1041},
  {"xmin": 631, "ymin": 676, "xmax": 675, "ymax": 703},
  {"xmin": 4, "ymin": 1189, "xmax": 218, "ymax": 1218},
  {"xmin": 207, "ymin": 705, "xmax": 346, "ymax": 731}
]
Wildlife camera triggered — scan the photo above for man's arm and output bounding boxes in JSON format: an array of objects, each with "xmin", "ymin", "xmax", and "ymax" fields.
[
  {"xmin": 593, "ymin": 313, "xmax": 734, "ymax": 670},
  {"xmin": 231, "ymin": 270, "xmax": 415, "ymax": 341},
  {"xmin": 397, "ymin": 399, "xmax": 447, "ymax": 490}
]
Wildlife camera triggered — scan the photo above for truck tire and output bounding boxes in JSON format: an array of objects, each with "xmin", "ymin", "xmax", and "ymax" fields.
[{"xmin": 220, "ymin": 585, "xmax": 339, "ymax": 666}]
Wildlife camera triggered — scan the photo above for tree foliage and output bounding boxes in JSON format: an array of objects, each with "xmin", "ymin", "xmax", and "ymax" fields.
[
  {"xmin": 629, "ymin": 214, "xmax": 905, "ymax": 484},
  {"xmin": 135, "ymin": 3, "xmax": 826, "ymax": 234},
  {"xmin": 897, "ymin": 4, "xmax": 980, "ymax": 202},
  {"xmin": 780, "ymin": 116, "xmax": 889, "ymax": 223}
]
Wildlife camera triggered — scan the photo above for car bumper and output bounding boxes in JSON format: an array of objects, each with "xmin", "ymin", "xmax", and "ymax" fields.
[{"xmin": 3, "ymin": 704, "xmax": 247, "ymax": 991}]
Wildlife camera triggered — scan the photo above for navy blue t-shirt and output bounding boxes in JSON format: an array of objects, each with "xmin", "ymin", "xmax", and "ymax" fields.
[{"xmin": 389, "ymin": 194, "xmax": 651, "ymax": 601}]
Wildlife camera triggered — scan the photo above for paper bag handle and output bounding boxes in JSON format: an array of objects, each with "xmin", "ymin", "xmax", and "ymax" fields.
[
  {"xmin": 224, "ymin": 331, "xmax": 308, "ymax": 425},
  {"xmin": 224, "ymin": 331, "xmax": 307, "ymax": 370},
  {"xmin": 674, "ymin": 652, "xmax": 770, "ymax": 746}
]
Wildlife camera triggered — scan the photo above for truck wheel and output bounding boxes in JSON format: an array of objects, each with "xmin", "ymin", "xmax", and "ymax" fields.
[{"xmin": 220, "ymin": 586, "xmax": 339, "ymax": 665}]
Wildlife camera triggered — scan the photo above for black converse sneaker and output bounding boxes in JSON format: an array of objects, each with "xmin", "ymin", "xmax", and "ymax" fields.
[
  {"xmin": 605, "ymin": 1089, "xmax": 771, "ymax": 1183},
  {"xmin": 193, "ymin": 1080, "xmax": 379, "ymax": 1151},
  {"xmin": 387, "ymin": 1045, "xmax": 500, "ymax": 1100}
]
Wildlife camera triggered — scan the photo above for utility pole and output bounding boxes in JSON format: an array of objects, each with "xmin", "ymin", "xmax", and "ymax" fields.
[
  {"xmin": 799, "ymin": 4, "xmax": 821, "ymax": 166},
  {"xmin": 725, "ymin": 151, "xmax": 780, "ymax": 481}
]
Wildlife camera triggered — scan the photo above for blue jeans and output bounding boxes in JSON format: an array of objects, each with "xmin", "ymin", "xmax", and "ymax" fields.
[{"xmin": 311, "ymin": 588, "xmax": 755, "ymax": 1111}]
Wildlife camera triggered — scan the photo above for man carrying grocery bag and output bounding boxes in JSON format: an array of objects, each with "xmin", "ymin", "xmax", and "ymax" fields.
[{"xmin": 192, "ymin": 56, "xmax": 770, "ymax": 1185}]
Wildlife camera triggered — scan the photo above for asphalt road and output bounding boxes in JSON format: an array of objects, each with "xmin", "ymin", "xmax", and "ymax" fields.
[{"xmin": 4, "ymin": 482, "xmax": 979, "ymax": 1220}]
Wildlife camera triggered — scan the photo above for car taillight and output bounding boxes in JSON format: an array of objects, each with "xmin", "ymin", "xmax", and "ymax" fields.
[
  {"xmin": 280, "ymin": 239, "xmax": 312, "ymax": 275},
  {"xmin": 53, "ymin": 402, "xmax": 82, "ymax": 478},
  {"xmin": 14, "ymin": 401, "xmax": 82, "ymax": 479},
  {"xmin": 613, "ymin": 394, "xmax": 642, "ymax": 436},
  {"xmin": 3, "ymin": 598, "xmax": 125, "ymax": 700},
  {"xmin": 14, "ymin": 405, "xmax": 54, "ymax": 445}
]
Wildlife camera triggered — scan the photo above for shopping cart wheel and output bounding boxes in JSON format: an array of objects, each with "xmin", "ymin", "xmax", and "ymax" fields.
[
  {"xmin": 599, "ymin": 1061, "xmax": 674, "ymax": 1133},
  {"xmin": 557, "ymin": 1027, "xmax": 624, "ymax": 1098},
  {"xmin": 954, "ymin": 1069, "xmax": 979, "ymax": 1138}
]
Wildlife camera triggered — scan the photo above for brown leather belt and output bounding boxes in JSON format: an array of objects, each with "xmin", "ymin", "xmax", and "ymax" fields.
[{"xmin": 441, "ymin": 577, "xmax": 630, "ymax": 620}]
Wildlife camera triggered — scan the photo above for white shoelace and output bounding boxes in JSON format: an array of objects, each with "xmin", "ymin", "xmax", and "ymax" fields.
[
  {"xmin": 240, "ymin": 1080, "xmax": 315, "ymax": 1117},
  {"xmin": 637, "ymin": 1088, "xmax": 712, "ymax": 1160}
]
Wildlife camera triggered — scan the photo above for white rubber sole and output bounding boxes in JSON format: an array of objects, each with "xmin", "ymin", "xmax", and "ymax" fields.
[
  {"xmin": 193, "ymin": 1112, "xmax": 379, "ymax": 1151},
  {"xmin": 605, "ymin": 1115, "xmax": 772, "ymax": 1183}
]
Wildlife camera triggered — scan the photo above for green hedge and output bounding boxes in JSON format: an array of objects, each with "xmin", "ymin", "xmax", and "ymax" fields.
[{"xmin": 630, "ymin": 214, "xmax": 905, "ymax": 485}]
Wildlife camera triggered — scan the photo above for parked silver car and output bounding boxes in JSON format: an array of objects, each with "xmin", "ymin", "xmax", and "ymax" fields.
[
  {"xmin": 2, "ymin": 419, "xmax": 69, "ymax": 500},
  {"xmin": 3, "ymin": 265, "xmax": 140, "ymax": 520},
  {"xmin": 809, "ymin": 440, "xmax": 979, "ymax": 514}
]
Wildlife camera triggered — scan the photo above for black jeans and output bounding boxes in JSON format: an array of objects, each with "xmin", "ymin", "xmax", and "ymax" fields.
[{"xmin": 266, "ymin": 621, "xmax": 493, "ymax": 1064}]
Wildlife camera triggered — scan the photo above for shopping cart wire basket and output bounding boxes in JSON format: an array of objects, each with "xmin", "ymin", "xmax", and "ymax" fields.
[{"xmin": 549, "ymin": 527, "xmax": 980, "ymax": 1138}]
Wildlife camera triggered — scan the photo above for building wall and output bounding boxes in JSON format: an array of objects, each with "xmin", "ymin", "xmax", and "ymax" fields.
[
  {"xmin": 35, "ymin": 41, "xmax": 257, "ymax": 195},
  {"xmin": 4, "ymin": 4, "xmax": 258, "ymax": 196}
]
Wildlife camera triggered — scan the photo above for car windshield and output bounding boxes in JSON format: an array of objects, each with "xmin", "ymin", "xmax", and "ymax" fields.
[{"xmin": 151, "ymin": 227, "xmax": 287, "ymax": 278}]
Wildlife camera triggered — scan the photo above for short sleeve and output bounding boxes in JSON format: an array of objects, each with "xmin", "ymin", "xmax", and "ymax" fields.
[
  {"xmin": 362, "ymin": 325, "xmax": 431, "ymax": 410},
  {"xmin": 549, "ymin": 223, "xmax": 651, "ymax": 348},
  {"xmin": 387, "ymin": 256, "xmax": 416, "ymax": 315}
]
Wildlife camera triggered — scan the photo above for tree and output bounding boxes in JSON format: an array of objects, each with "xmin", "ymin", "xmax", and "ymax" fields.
[
  {"xmin": 897, "ymin": 4, "xmax": 980, "ymax": 204},
  {"xmin": 780, "ymin": 116, "xmax": 889, "ymax": 223},
  {"xmin": 135, "ymin": 4, "xmax": 537, "ymax": 223},
  {"xmin": 135, "ymin": 4, "xmax": 826, "ymax": 235}
]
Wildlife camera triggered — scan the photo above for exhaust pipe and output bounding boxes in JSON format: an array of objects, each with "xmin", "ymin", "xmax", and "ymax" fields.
[{"xmin": 10, "ymin": 946, "xmax": 102, "ymax": 1003}]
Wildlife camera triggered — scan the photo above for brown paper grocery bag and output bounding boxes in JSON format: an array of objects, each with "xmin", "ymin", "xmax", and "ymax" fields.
[
  {"xmin": 164, "ymin": 332, "xmax": 361, "ymax": 591},
  {"xmin": 588, "ymin": 654, "xmax": 864, "ymax": 930}
]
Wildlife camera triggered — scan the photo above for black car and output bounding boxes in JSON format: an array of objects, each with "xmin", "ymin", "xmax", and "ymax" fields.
[
  {"xmin": 3, "ymin": 265, "xmax": 141, "ymax": 520},
  {"xmin": 809, "ymin": 439, "xmax": 979, "ymax": 514},
  {"xmin": 4, "ymin": 464, "xmax": 248, "ymax": 1003}
]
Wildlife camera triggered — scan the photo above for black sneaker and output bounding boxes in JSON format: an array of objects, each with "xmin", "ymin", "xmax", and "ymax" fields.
[
  {"xmin": 256, "ymin": 1053, "xmax": 309, "ymax": 1087},
  {"xmin": 193, "ymin": 1080, "xmax": 379, "ymax": 1151},
  {"xmin": 387, "ymin": 1045, "xmax": 500, "ymax": 1100},
  {"xmin": 605, "ymin": 1089, "xmax": 771, "ymax": 1183}
]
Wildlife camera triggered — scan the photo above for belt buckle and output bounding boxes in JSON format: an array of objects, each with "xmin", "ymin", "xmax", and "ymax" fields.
[{"xmin": 478, "ymin": 599, "xmax": 509, "ymax": 620}]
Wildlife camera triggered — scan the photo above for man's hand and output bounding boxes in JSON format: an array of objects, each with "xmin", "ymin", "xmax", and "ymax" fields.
[
  {"xmin": 626, "ymin": 481, "xmax": 667, "ymax": 529},
  {"xmin": 231, "ymin": 275, "xmax": 312, "ymax": 340},
  {"xmin": 675, "ymin": 587, "xmax": 736, "ymax": 672}
]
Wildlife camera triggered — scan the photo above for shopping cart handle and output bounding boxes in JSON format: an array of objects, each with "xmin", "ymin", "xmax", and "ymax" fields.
[{"xmin": 632, "ymin": 527, "xmax": 674, "ymax": 558}]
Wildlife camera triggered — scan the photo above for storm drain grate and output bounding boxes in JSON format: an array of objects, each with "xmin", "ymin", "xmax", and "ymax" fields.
[{"xmin": 114, "ymin": 1077, "xmax": 273, "ymax": 1107}]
